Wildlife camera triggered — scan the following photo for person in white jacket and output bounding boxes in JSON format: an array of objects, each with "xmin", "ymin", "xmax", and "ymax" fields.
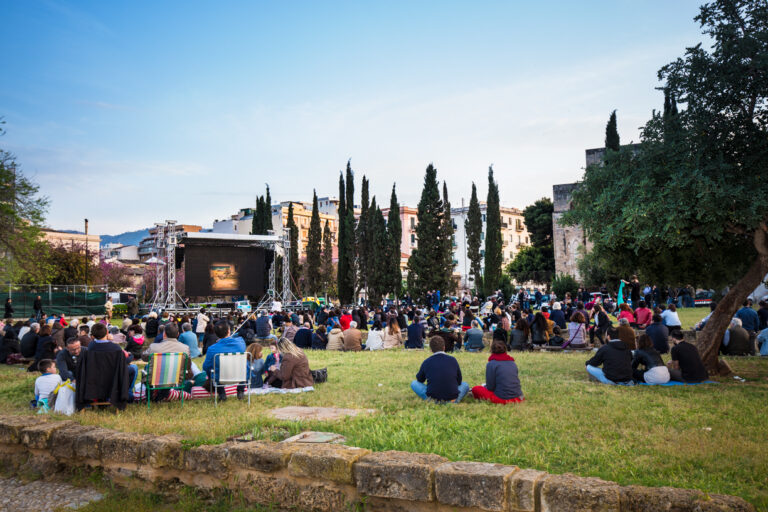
[
  {"xmin": 196, "ymin": 308, "xmax": 210, "ymax": 343},
  {"xmin": 365, "ymin": 321, "xmax": 384, "ymax": 350}
]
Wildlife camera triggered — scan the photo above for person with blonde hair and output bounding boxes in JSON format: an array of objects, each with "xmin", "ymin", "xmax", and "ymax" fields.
[
  {"xmin": 381, "ymin": 317, "xmax": 404, "ymax": 349},
  {"xmin": 268, "ymin": 338, "xmax": 314, "ymax": 389},
  {"xmin": 246, "ymin": 343, "xmax": 266, "ymax": 388}
]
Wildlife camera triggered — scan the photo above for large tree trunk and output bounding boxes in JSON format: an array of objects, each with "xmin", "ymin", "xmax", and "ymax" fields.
[{"xmin": 698, "ymin": 227, "xmax": 768, "ymax": 373}]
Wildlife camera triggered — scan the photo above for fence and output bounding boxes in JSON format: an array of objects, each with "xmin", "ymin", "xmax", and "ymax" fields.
[{"xmin": 3, "ymin": 284, "xmax": 108, "ymax": 318}]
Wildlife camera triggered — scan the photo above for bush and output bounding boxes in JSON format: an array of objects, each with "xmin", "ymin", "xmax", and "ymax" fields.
[
  {"xmin": 551, "ymin": 274, "xmax": 579, "ymax": 301},
  {"xmin": 113, "ymin": 304, "xmax": 128, "ymax": 315}
]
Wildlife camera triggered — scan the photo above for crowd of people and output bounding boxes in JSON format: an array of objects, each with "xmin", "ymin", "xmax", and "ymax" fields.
[{"xmin": 2, "ymin": 283, "xmax": 767, "ymax": 410}]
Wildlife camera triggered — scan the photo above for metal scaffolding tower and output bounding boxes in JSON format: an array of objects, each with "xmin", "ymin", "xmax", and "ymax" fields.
[
  {"xmin": 150, "ymin": 222, "xmax": 166, "ymax": 310},
  {"xmin": 163, "ymin": 220, "xmax": 179, "ymax": 309}
]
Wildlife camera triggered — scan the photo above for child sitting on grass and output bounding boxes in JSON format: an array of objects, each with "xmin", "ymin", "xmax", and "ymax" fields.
[{"xmin": 33, "ymin": 359, "xmax": 62, "ymax": 411}]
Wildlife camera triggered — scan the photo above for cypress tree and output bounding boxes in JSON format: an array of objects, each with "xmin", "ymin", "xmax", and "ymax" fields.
[
  {"xmin": 345, "ymin": 160, "xmax": 354, "ymax": 215},
  {"xmin": 264, "ymin": 185, "xmax": 272, "ymax": 233},
  {"xmin": 341, "ymin": 206, "xmax": 356, "ymax": 303},
  {"xmin": 386, "ymin": 184, "xmax": 402, "ymax": 298},
  {"xmin": 465, "ymin": 182, "xmax": 483, "ymax": 293},
  {"xmin": 252, "ymin": 195, "xmax": 262, "ymax": 235},
  {"xmin": 357, "ymin": 176, "xmax": 370, "ymax": 294},
  {"xmin": 337, "ymin": 173, "xmax": 348, "ymax": 302},
  {"xmin": 367, "ymin": 201, "xmax": 388, "ymax": 306},
  {"xmin": 406, "ymin": 164, "xmax": 444, "ymax": 300},
  {"xmin": 483, "ymin": 166, "xmax": 503, "ymax": 296},
  {"xmin": 440, "ymin": 181, "xmax": 455, "ymax": 294},
  {"xmin": 305, "ymin": 190, "xmax": 322, "ymax": 295},
  {"xmin": 605, "ymin": 110, "xmax": 620, "ymax": 151},
  {"xmin": 321, "ymin": 220, "xmax": 334, "ymax": 297},
  {"xmin": 287, "ymin": 202, "xmax": 299, "ymax": 295}
]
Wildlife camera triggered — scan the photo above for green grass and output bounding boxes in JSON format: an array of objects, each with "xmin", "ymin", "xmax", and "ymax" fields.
[{"xmin": 2, "ymin": 340, "xmax": 767, "ymax": 510}]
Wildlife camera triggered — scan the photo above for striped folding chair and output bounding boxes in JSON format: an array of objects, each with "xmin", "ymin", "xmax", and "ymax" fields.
[
  {"xmin": 145, "ymin": 352, "xmax": 188, "ymax": 411},
  {"xmin": 213, "ymin": 352, "xmax": 252, "ymax": 407}
]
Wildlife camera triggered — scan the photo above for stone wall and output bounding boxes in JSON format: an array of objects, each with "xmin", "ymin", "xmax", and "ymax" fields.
[
  {"xmin": 553, "ymin": 183, "xmax": 591, "ymax": 280},
  {"xmin": 0, "ymin": 416, "xmax": 753, "ymax": 512}
]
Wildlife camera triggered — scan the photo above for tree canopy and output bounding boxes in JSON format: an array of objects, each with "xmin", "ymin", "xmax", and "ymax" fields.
[
  {"xmin": 565, "ymin": 0, "xmax": 768, "ymax": 370},
  {"xmin": 407, "ymin": 164, "xmax": 447, "ymax": 299},
  {"xmin": 507, "ymin": 197, "xmax": 555, "ymax": 285}
]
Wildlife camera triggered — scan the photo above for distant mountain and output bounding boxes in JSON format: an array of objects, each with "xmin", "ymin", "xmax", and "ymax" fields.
[
  {"xmin": 59, "ymin": 229, "xmax": 84, "ymax": 235},
  {"xmin": 99, "ymin": 228, "xmax": 150, "ymax": 247}
]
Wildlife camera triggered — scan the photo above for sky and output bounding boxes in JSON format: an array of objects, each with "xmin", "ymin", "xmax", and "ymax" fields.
[{"xmin": 1, "ymin": 0, "xmax": 707, "ymax": 235}]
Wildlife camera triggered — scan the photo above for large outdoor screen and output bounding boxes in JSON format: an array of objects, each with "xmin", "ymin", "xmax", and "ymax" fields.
[{"xmin": 183, "ymin": 244, "xmax": 268, "ymax": 297}]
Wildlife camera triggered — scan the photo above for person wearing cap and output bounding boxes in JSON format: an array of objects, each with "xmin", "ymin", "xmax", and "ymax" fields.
[{"xmin": 549, "ymin": 302, "xmax": 566, "ymax": 329}]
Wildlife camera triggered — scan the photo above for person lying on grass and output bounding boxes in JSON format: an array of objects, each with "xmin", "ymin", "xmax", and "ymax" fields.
[
  {"xmin": 410, "ymin": 335, "xmax": 469, "ymax": 403},
  {"xmin": 471, "ymin": 338, "xmax": 524, "ymax": 404},
  {"xmin": 585, "ymin": 327, "xmax": 634, "ymax": 386}
]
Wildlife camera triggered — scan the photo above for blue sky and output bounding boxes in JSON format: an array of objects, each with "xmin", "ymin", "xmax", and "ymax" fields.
[{"xmin": 1, "ymin": 0, "xmax": 706, "ymax": 235}]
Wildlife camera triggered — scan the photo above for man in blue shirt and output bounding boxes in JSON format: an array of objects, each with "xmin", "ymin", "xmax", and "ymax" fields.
[
  {"xmin": 255, "ymin": 310, "xmax": 277, "ymax": 341},
  {"xmin": 405, "ymin": 317, "xmax": 425, "ymax": 349},
  {"xmin": 203, "ymin": 320, "xmax": 246, "ymax": 401},
  {"xmin": 410, "ymin": 336, "xmax": 469, "ymax": 403},
  {"xmin": 734, "ymin": 300, "xmax": 760, "ymax": 334},
  {"xmin": 178, "ymin": 322, "xmax": 201, "ymax": 358}
]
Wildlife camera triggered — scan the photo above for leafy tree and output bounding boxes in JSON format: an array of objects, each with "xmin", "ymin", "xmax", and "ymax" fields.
[
  {"xmin": 99, "ymin": 260, "xmax": 135, "ymax": 291},
  {"xmin": 0, "ymin": 147, "xmax": 50, "ymax": 283},
  {"xmin": 552, "ymin": 274, "xmax": 579, "ymax": 301},
  {"xmin": 305, "ymin": 190, "xmax": 322, "ymax": 295},
  {"xmin": 286, "ymin": 202, "xmax": 299, "ymax": 295},
  {"xmin": 483, "ymin": 166, "xmax": 503, "ymax": 295},
  {"xmin": 565, "ymin": 0, "xmax": 768, "ymax": 371},
  {"xmin": 465, "ymin": 182, "xmax": 483, "ymax": 293},
  {"xmin": 575, "ymin": 246, "xmax": 617, "ymax": 291},
  {"xmin": 321, "ymin": 220, "xmax": 335, "ymax": 297},
  {"xmin": 385, "ymin": 184, "xmax": 402, "ymax": 297},
  {"xmin": 337, "ymin": 172, "xmax": 348, "ymax": 302},
  {"xmin": 440, "ymin": 182, "xmax": 456, "ymax": 294},
  {"xmin": 507, "ymin": 197, "xmax": 555, "ymax": 284},
  {"xmin": 356, "ymin": 176, "xmax": 370, "ymax": 294},
  {"xmin": 46, "ymin": 243, "xmax": 98, "ymax": 285},
  {"xmin": 605, "ymin": 110, "xmax": 620, "ymax": 151},
  {"xmin": 407, "ymin": 164, "xmax": 446, "ymax": 300}
]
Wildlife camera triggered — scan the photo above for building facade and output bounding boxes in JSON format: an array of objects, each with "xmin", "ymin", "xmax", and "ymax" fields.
[
  {"xmin": 41, "ymin": 229, "xmax": 100, "ymax": 262},
  {"xmin": 212, "ymin": 208, "xmax": 254, "ymax": 235},
  {"xmin": 381, "ymin": 206, "xmax": 420, "ymax": 258},
  {"xmin": 271, "ymin": 202, "xmax": 338, "ymax": 260},
  {"xmin": 100, "ymin": 243, "xmax": 139, "ymax": 262},
  {"xmin": 552, "ymin": 183, "xmax": 589, "ymax": 280},
  {"xmin": 451, "ymin": 204, "xmax": 530, "ymax": 288},
  {"xmin": 138, "ymin": 224, "xmax": 202, "ymax": 262}
]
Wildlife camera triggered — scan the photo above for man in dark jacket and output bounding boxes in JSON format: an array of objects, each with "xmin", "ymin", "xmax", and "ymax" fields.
[
  {"xmin": 20, "ymin": 323, "xmax": 40, "ymax": 358},
  {"xmin": 405, "ymin": 318, "xmax": 425, "ymax": 349},
  {"xmin": 585, "ymin": 329, "xmax": 634, "ymax": 385},
  {"xmin": 75, "ymin": 323, "xmax": 132, "ymax": 410},
  {"xmin": 721, "ymin": 318, "xmax": 754, "ymax": 356},
  {"xmin": 293, "ymin": 323, "xmax": 313, "ymax": 349},
  {"xmin": 56, "ymin": 337, "xmax": 85, "ymax": 381},
  {"xmin": 255, "ymin": 311, "xmax": 277, "ymax": 341},
  {"xmin": 644, "ymin": 314, "xmax": 670, "ymax": 354},
  {"xmin": 411, "ymin": 336, "xmax": 469, "ymax": 402}
]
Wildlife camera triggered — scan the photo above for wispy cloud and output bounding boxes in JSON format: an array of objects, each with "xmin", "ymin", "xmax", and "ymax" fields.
[{"xmin": 75, "ymin": 100, "xmax": 131, "ymax": 111}]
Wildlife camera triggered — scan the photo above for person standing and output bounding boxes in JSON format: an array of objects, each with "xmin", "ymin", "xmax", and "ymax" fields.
[
  {"xmin": 3, "ymin": 299, "xmax": 13, "ymax": 321},
  {"xmin": 104, "ymin": 298, "xmax": 114, "ymax": 322},
  {"xmin": 33, "ymin": 296, "xmax": 43, "ymax": 322},
  {"xmin": 195, "ymin": 308, "xmax": 210, "ymax": 343}
]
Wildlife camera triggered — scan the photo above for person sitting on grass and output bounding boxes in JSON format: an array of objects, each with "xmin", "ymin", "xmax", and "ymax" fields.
[
  {"xmin": 410, "ymin": 335, "xmax": 470, "ymax": 403},
  {"xmin": 143, "ymin": 323, "xmax": 190, "ymax": 359},
  {"xmin": 125, "ymin": 325, "xmax": 145, "ymax": 361},
  {"xmin": 463, "ymin": 320, "xmax": 485, "ymax": 352},
  {"xmin": 549, "ymin": 325, "xmax": 565, "ymax": 347},
  {"xmin": 667, "ymin": 330, "xmax": 708, "ymax": 383},
  {"xmin": 203, "ymin": 320, "xmax": 247, "ymax": 401},
  {"xmin": 617, "ymin": 317, "xmax": 637, "ymax": 350},
  {"xmin": 178, "ymin": 322, "xmax": 201, "ymax": 358},
  {"xmin": 293, "ymin": 322, "xmax": 313, "ymax": 349},
  {"xmin": 405, "ymin": 315, "xmax": 425, "ymax": 349},
  {"xmin": 661, "ymin": 304, "xmax": 682, "ymax": 336},
  {"xmin": 311, "ymin": 324, "xmax": 328, "ymax": 350},
  {"xmin": 564, "ymin": 312, "xmax": 588, "ymax": 348},
  {"xmin": 246, "ymin": 343, "xmax": 265, "ymax": 388},
  {"xmin": 617, "ymin": 303, "xmax": 635, "ymax": 325},
  {"xmin": 509, "ymin": 317, "xmax": 531, "ymax": 351},
  {"xmin": 343, "ymin": 321, "xmax": 363, "ymax": 351},
  {"xmin": 29, "ymin": 324, "xmax": 57, "ymax": 373},
  {"xmin": 549, "ymin": 302, "xmax": 566, "ymax": 329},
  {"xmin": 268, "ymin": 338, "xmax": 314, "ymax": 389},
  {"xmin": 632, "ymin": 334, "xmax": 670, "ymax": 384},
  {"xmin": 255, "ymin": 310, "xmax": 277, "ymax": 342},
  {"xmin": 326, "ymin": 322, "xmax": 344, "ymax": 351},
  {"xmin": 281, "ymin": 318, "xmax": 298, "ymax": 342},
  {"xmin": 633, "ymin": 300, "xmax": 653, "ymax": 329},
  {"xmin": 56, "ymin": 337, "xmax": 85, "ymax": 382},
  {"xmin": 721, "ymin": 317, "xmax": 754, "ymax": 356},
  {"xmin": 365, "ymin": 321, "xmax": 384, "ymax": 350},
  {"xmin": 381, "ymin": 317, "xmax": 404, "ymax": 349},
  {"xmin": 471, "ymin": 338, "xmax": 524, "ymax": 404},
  {"xmin": 33, "ymin": 359, "xmax": 61, "ymax": 410},
  {"xmin": 76, "ymin": 322, "xmax": 136, "ymax": 409},
  {"xmin": 585, "ymin": 328, "xmax": 634, "ymax": 386},
  {"xmin": 438, "ymin": 319, "xmax": 461, "ymax": 352}
]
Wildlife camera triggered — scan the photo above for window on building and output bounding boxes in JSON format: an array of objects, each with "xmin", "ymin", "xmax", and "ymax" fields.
[
  {"xmin": 481, "ymin": 232, "xmax": 484, "ymax": 241},
  {"xmin": 482, "ymin": 214, "xmax": 486, "ymax": 222},
  {"xmin": 410, "ymin": 217, "xmax": 415, "ymax": 228},
  {"xmin": 411, "ymin": 234, "xmax": 416, "ymax": 245}
]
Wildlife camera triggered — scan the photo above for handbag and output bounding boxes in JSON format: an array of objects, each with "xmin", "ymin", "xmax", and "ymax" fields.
[{"xmin": 310, "ymin": 367, "xmax": 328, "ymax": 384}]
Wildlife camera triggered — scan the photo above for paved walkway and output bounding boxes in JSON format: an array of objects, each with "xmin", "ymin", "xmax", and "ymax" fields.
[{"xmin": 0, "ymin": 477, "xmax": 103, "ymax": 512}]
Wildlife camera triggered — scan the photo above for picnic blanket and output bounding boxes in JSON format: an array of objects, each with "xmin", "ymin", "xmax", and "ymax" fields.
[{"xmin": 638, "ymin": 380, "xmax": 717, "ymax": 386}]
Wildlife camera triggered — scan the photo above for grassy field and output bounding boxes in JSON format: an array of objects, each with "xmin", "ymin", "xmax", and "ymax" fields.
[{"xmin": 1, "ymin": 326, "xmax": 766, "ymax": 509}]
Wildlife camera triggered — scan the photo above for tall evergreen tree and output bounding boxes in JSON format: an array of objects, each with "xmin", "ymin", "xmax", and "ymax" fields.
[
  {"xmin": 337, "ymin": 173, "xmax": 348, "ymax": 302},
  {"xmin": 367, "ymin": 201, "xmax": 389, "ymax": 306},
  {"xmin": 406, "ymin": 164, "xmax": 445, "ymax": 300},
  {"xmin": 605, "ymin": 110, "xmax": 620, "ymax": 151},
  {"xmin": 321, "ymin": 220, "xmax": 334, "ymax": 297},
  {"xmin": 286, "ymin": 202, "xmax": 299, "ymax": 295},
  {"xmin": 305, "ymin": 190, "xmax": 322, "ymax": 295},
  {"xmin": 345, "ymin": 160, "xmax": 354, "ymax": 215},
  {"xmin": 252, "ymin": 195, "xmax": 263, "ymax": 235},
  {"xmin": 440, "ymin": 182, "xmax": 455, "ymax": 294},
  {"xmin": 341, "ymin": 205, "xmax": 357, "ymax": 303},
  {"xmin": 386, "ymin": 184, "xmax": 402, "ymax": 297},
  {"xmin": 264, "ymin": 185, "xmax": 272, "ymax": 232},
  {"xmin": 483, "ymin": 166, "xmax": 503, "ymax": 295},
  {"xmin": 465, "ymin": 182, "xmax": 483, "ymax": 293},
  {"xmin": 356, "ymin": 176, "xmax": 370, "ymax": 294}
]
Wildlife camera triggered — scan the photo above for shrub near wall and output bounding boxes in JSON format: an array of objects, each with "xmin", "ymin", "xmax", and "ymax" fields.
[{"xmin": 0, "ymin": 416, "xmax": 754, "ymax": 512}]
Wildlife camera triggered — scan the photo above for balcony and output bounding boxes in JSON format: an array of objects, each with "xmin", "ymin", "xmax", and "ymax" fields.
[{"xmin": 501, "ymin": 222, "xmax": 508, "ymax": 228}]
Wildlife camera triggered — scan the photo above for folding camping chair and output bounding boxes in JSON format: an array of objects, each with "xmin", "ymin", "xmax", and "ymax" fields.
[
  {"xmin": 144, "ymin": 352, "xmax": 189, "ymax": 411},
  {"xmin": 212, "ymin": 352, "xmax": 252, "ymax": 407}
]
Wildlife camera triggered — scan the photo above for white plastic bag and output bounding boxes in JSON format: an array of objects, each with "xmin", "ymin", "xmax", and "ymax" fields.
[{"xmin": 53, "ymin": 382, "xmax": 76, "ymax": 416}]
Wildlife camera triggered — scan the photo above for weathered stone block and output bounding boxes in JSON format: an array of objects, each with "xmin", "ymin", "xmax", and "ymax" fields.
[
  {"xmin": 620, "ymin": 485, "xmax": 705, "ymax": 512},
  {"xmin": 101, "ymin": 431, "xmax": 145, "ymax": 465},
  {"xmin": 509, "ymin": 468, "xmax": 548, "ymax": 512},
  {"xmin": 0, "ymin": 415, "xmax": 45, "ymax": 444},
  {"xmin": 239, "ymin": 474, "xmax": 301, "ymax": 509},
  {"xmin": 540, "ymin": 473, "xmax": 620, "ymax": 512},
  {"xmin": 694, "ymin": 494, "xmax": 756, "ymax": 512},
  {"xmin": 435, "ymin": 461, "xmax": 518, "ymax": 511},
  {"xmin": 353, "ymin": 450, "xmax": 447, "ymax": 502},
  {"xmin": 184, "ymin": 443, "xmax": 232, "ymax": 475},
  {"xmin": 73, "ymin": 427, "xmax": 113, "ymax": 461},
  {"xmin": 50, "ymin": 424, "xmax": 99, "ymax": 460},
  {"xmin": 228, "ymin": 441, "xmax": 298, "ymax": 473},
  {"xmin": 20, "ymin": 452, "xmax": 61, "ymax": 478},
  {"xmin": 139, "ymin": 435, "xmax": 183, "ymax": 469},
  {"xmin": 288, "ymin": 443, "xmax": 369, "ymax": 485},
  {"xmin": 297, "ymin": 483, "xmax": 353, "ymax": 512},
  {"xmin": 20, "ymin": 421, "xmax": 75, "ymax": 450}
]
